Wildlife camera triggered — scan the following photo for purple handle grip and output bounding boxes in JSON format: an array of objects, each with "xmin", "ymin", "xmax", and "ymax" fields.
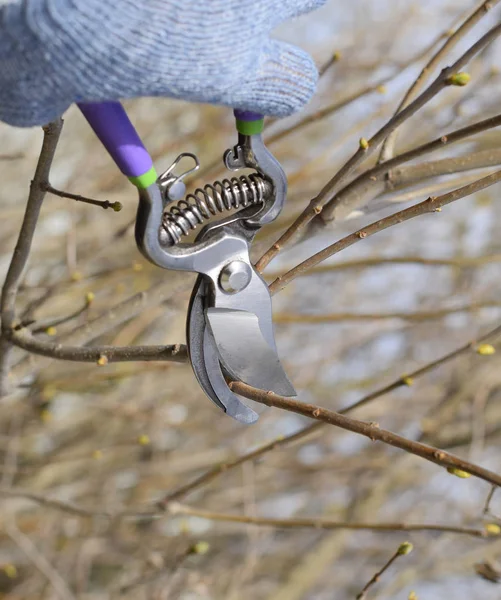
[
  {"xmin": 78, "ymin": 102, "xmax": 153, "ymax": 178},
  {"xmin": 233, "ymin": 109, "xmax": 264, "ymax": 122}
]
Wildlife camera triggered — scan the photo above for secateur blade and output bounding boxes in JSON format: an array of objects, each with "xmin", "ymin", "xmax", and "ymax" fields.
[
  {"xmin": 186, "ymin": 219, "xmax": 296, "ymax": 424},
  {"xmin": 187, "ymin": 275, "xmax": 260, "ymax": 424},
  {"xmin": 205, "ymin": 307, "xmax": 296, "ymax": 397}
]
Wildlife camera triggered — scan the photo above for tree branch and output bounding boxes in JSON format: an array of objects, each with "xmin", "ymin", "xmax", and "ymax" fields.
[
  {"xmin": 265, "ymin": 253, "xmax": 501, "ymax": 281},
  {"xmin": 274, "ymin": 302, "xmax": 501, "ymax": 324},
  {"xmin": 8, "ymin": 328, "xmax": 188, "ymax": 364},
  {"xmin": 158, "ymin": 322, "xmax": 501, "ymax": 505},
  {"xmin": 356, "ymin": 542, "xmax": 413, "ymax": 600},
  {"xmin": 256, "ymin": 21, "xmax": 501, "ymax": 271},
  {"xmin": 230, "ymin": 381, "xmax": 501, "ymax": 487},
  {"xmin": 378, "ymin": 0, "xmax": 500, "ymax": 162},
  {"xmin": 43, "ymin": 183, "xmax": 122, "ymax": 212},
  {"xmin": 0, "ymin": 120, "xmax": 63, "ymax": 394},
  {"xmin": 166, "ymin": 502, "xmax": 487, "ymax": 538},
  {"xmin": 269, "ymin": 169, "xmax": 501, "ymax": 295},
  {"xmin": 320, "ymin": 114, "xmax": 501, "ymax": 222},
  {"xmin": 5, "ymin": 519, "xmax": 77, "ymax": 600}
]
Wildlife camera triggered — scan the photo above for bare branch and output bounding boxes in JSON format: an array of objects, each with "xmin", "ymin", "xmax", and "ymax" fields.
[
  {"xmin": 0, "ymin": 120, "xmax": 63, "ymax": 394},
  {"xmin": 483, "ymin": 485, "xmax": 497, "ymax": 515},
  {"xmin": 269, "ymin": 169, "xmax": 501, "ymax": 294},
  {"xmin": 265, "ymin": 253, "xmax": 501, "ymax": 281},
  {"xmin": 8, "ymin": 328, "xmax": 187, "ymax": 364},
  {"xmin": 274, "ymin": 302, "xmax": 501, "ymax": 324},
  {"xmin": 29, "ymin": 296, "xmax": 92, "ymax": 334},
  {"xmin": 379, "ymin": 0, "xmax": 500, "ymax": 162},
  {"xmin": 321, "ymin": 114, "xmax": 501, "ymax": 222},
  {"xmin": 0, "ymin": 486, "xmax": 108, "ymax": 519},
  {"xmin": 256, "ymin": 21, "xmax": 501, "ymax": 271},
  {"xmin": 166, "ymin": 502, "xmax": 486, "ymax": 538},
  {"xmin": 11, "ymin": 277, "xmax": 191, "ymax": 384},
  {"xmin": 44, "ymin": 183, "xmax": 122, "ymax": 212},
  {"xmin": 356, "ymin": 542, "xmax": 414, "ymax": 600},
  {"xmin": 230, "ymin": 380, "xmax": 501, "ymax": 487},
  {"xmin": 158, "ymin": 322, "xmax": 501, "ymax": 504},
  {"xmin": 5, "ymin": 519, "xmax": 77, "ymax": 600}
]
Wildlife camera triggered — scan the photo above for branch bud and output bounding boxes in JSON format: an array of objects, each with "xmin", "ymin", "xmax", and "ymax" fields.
[
  {"xmin": 447, "ymin": 72, "xmax": 470, "ymax": 86},
  {"xmin": 397, "ymin": 541, "xmax": 414, "ymax": 555}
]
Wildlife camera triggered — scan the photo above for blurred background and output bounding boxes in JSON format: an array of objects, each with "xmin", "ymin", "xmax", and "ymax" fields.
[{"xmin": 1, "ymin": 0, "xmax": 501, "ymax": 597}]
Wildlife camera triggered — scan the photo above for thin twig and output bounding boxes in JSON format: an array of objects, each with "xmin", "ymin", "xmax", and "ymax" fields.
[
  {"xmin": 30, "ymin": 296, "xmax": 92, "ymax": 334},
  {"xmin": 43, "ymin": 183, "xmax": 122, "ymax": 211},
  {"xmin": 483, "ymin": 486, "xmax": 497, "ymax": 515},
  {"xmin": 379, "ymin": 0, "xmax": 500, "ymax": 162},
  {"xmin": 158, "ymin": 323, "xmax": 501, "ymax": 505},
  {"xmin": 0, "ymin": 486, "xmax": 109, "ymax": 519},
  {"xmin": 256, "ymin": 21, "xmax": 501, "ymax": 271},
  {"xmin": 269, "ymin": 169, "xmax": 501, "ymax": 294},
  {"xmin": 11, "ymin": 277, "xmax": 191, "ymax": 383},
  {"xmin": 5, "ymin": 519, "xmax": 77, "ymax": 600},
  {"xmin": 274, "ymin": 302, "xmax": 501, "ymax": 324},
  {"xmin": 166, "ymin": 502, "xmax": 486, "ymax": 538},
  {"xmin": 230, "ymin": 380, "xmax": 501, "ymax": 487},
  {"xmin": 356, "ymin": 542, "xmax": 413, "ymax": 599},
  {"xmin": 265, "ymin": 254, "xmax": 501, "ymax": 281},
  {"xmin": 317, "ymin": 50, "xmax": 341, "ymax": 78},
  {"xmin": 321, "ymin": 114, "xmax": 501, "ymax": 221},
  {"xmin": 8, "ymin": 328, "xmax": 188, "ymax": 364},
  {"xmin": 0, "ymin": 120, "xmax": 63, "ymax": 394}
]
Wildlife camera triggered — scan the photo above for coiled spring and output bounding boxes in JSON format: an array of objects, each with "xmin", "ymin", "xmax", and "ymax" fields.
[{"xmin": 161, "ymin": 174, "xmax": 272, "ymax": 246}]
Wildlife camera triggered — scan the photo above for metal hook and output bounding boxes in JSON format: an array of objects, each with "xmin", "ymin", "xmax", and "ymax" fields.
[{"xmin": 158, "ymin": 152, "xmax": 200, "ymax": 202}]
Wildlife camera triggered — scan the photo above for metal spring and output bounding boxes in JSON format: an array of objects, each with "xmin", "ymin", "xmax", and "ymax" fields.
[{"xmin": 161, "ymin": 174, "xmax": 271, "ymax": 246}]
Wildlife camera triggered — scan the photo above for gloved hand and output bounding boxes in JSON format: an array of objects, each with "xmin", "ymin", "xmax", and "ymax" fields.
[{"xmin": 0, "ymin": 0, "xmax": 326, "ymax": 127}]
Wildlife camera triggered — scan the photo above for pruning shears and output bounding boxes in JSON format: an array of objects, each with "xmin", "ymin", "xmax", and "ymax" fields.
[{"xmin": 78, "ymin": 101, "xmax": 296, "ymax": 424}]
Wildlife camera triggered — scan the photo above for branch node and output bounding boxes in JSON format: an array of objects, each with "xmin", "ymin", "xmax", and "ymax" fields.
[{"xmin": 97, "ymin": 355, "xmax": 108, "ymax": 366}]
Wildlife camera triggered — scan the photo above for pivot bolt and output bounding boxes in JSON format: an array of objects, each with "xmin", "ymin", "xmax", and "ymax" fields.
[{"xmin": 219, "ymin": 261, "xmax": 252, "ymax": 294}]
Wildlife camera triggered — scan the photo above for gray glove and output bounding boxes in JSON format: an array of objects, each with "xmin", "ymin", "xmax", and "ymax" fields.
[{"xmin": 0, "ymin": 0, "xmax": 326, "ymax": 127}]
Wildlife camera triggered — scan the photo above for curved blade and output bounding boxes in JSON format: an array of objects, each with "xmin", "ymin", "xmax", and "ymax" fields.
[
  {"xmin": 187, "ymin": 275, "xmax": 258, "ymax": 424},
  {"xmin": 205, "ymin": 307, "xmax": 296, "ymax": 397},
  {"xmin": 203, "ymin": 328, "xmax": 259, "ymax": 424}
]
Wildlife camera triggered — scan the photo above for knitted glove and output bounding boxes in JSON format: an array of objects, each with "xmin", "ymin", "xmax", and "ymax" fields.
[{"xmin": 0, "ymin": 0, "xmax": 326, "ymax": 127}]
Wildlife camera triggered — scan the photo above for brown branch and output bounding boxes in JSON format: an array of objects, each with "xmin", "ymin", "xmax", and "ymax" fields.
[
  {"xmin": 8, "ymin": 328, "xmax": 187, "ymax": 364},
  {"xmin": 483, "ymin": 485, "xmax": 497, "ymax": 515},
  {"xmin": 29, "ymin": 296, "xmax": 92, "ymax": 334},
  {"xmin": 0, "ymin": 120, "xmax": 63, "ymax": 394},
  {"xmin": 0, "ymin": 486, "xmax": 108, "ymax": 519},
  {"xmin": 43, "ymin": 183, "xmax": 122, "ymax": 212},
  {"xmin": 356, "ymin": 542, "xmax": 413, "ymax": 600},
  {"xmin": 157, "ymin": 424, "xmax": 324, "ymax": 507},
  {"xmin": 320, "ymin": 114, "xmax": 501, "ymax": 222},
  {"xmin": 265, "ymin": 254, "xmax": 501, "ymax": 281},
  {"xmin": 158, "ymin": 323, "xmax": 501, "ymax": 505},
  {"xmin": 256, "ymin": 21, "xmax": 501, "ymax": 272},
  {"xmin": 274, "ymin": 302, "xmax": 501, "ymax": 324},
  {"xmin": 230, "ymin": 380, "xmax": 501, "ymax": 487},
  {"xmin": 378, "ymin": 0, "xmax": 500, "ymax": 163},
  {"xmin": 5, "ymin": 519, "xmax": 77, "ymax": 600},
  {"xmin": 269, "ymin": 169, "xmax": 501, "ymax": 295},
  {"xmin": 166, "ymin": 502, "xmax": 486, "ymax": 538},
  {"xmin": 372, "ymin": 170, "xmax": 494, "ymax": 208},
  {"xmin": 317, "ymin": 50, "xmax": 341, "ymax": 78},
  {"xmin": 11, "ymin": 277, "xmax": 191, "ymax": 384}
]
